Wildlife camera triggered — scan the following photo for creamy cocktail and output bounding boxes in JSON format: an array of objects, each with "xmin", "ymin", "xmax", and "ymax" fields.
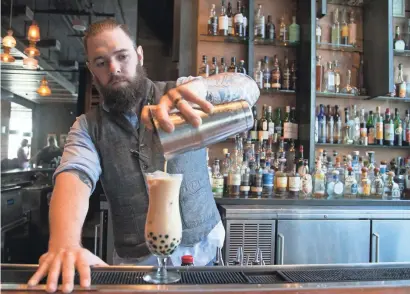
[{"xmin": 143, "ymin": 171, "xmax": 183, "ymax": 284}]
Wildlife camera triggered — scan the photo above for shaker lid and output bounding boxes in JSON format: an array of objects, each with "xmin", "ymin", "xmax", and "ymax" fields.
[{"xmin": 181, "ymin": 255, "xmax": 194, "ymax": 264}]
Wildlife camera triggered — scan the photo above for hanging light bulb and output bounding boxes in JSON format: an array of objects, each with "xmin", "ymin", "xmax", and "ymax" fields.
[
  {"xmin": 1, "ymin": 47, "xmax": 15, "ymax": 63},
  {"xmin": 2, "ymin": 30, "xmax": 16, "ymax": 48},
  {"xmin": 23, "ymin": 56, "xmax": 38, "ymax": 69},
  {"xmin": 37, "ymin": 76, "xmax": 51, "ymax": 96},
  {"xmin": 24, "ymin": 41, "xmax": 40, "ymax": 57},
  {"xmin": 27, "ymin": 22, "xmax": 40, "ymax": 42}
]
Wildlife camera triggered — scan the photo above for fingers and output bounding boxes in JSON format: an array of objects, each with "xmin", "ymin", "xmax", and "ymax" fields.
[
  {"xmin": 141, "ymin": 105, "xmax": 155, "ymax": 131},
  {"xmin": 46, "ymin": 252, "xmax": 63, "ymax": 293},
  {"xmin": 154, "ymin": 103, "xmax": 174, "ymax": 133},
  {"xmin": 176, "ymin": 86, "xmax": 214, "ymax": 114},
  {"xmin": 62, "ymin": 252, "xmax": 75, "ymax": 293},
  {"xmin": 174, "ymin": 100, "xmax": 202, "ymax": 128},
  {"xmin": 28, "ymin": 254, "xmax": 53, "ymax": 287},
  {"xmin": 76, "ymin": 254, "xmax": 91, "ymax": 288}
]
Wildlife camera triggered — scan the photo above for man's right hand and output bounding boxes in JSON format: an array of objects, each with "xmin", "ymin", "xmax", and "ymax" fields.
[{"xmin": 28, "ymin": 246, "xmax": 107, "ymax": 293}]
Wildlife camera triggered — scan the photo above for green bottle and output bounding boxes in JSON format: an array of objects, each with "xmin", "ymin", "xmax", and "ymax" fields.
[
  {"xmin": 274, "ymin": 108, "xmax": 283, "ymax": 139},
  {"xmin": 366, "ymin": 111, "xmax": 375, "ymax": 145},
  {"xmin": 394, "ymin": 108, "xmax": 403, "ymax": 146}
]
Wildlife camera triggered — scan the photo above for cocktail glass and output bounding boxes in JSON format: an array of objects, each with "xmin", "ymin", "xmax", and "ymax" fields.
[{"xmin": 143, "ymin": 172, "xmax": 183, "ymax": 284}]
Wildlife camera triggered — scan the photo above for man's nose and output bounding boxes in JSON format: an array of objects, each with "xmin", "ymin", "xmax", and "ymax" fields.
[{"xmin": 109, "ymin": 60, "xmax": 121, "ymax": 74}]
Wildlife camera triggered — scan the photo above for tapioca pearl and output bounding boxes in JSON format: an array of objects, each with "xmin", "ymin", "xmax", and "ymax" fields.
[
  {"xmin": 173, "ymin": 238, "xmax": 176, "ymax": 241},
  {"xmin": 149, "ymin": 232, "xmax": 153, "ymax": 236},
  {"xmin": 153, "ymin": 236, "xmax": 157, "ymax": 241},
  {"xmin": 153, "ymin": 245, "xmax": 157, "ymax": 249},
  {"xmin": 159, "ymin": 234, "xmax": 162, "ymax": 238},
  {"xmin": 164, "ymin": 245, "xmax": 168, "ymax": 249},
  {"xmin": 159, "ymin": 246, "xmax": 163, "ymax": 250},
  {"xmin": 160, "ymin": 240, "xmax": 165, "ymax": 244},
  {"xmin": 165, "ymin": 235, "xmax": 169, "ymax": 239},
  {"xmin": 170, "ymin": 242, "xmax": 175, "ymax": 248},
  {"xmin": 149, "ymin": 240, "xmax": 153, "ymax": 245}
]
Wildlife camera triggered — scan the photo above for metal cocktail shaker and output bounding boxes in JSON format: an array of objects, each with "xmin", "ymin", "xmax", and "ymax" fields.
[{"xmin": 151, "ymin": 100, "xmax": 253, "ymax": 160}]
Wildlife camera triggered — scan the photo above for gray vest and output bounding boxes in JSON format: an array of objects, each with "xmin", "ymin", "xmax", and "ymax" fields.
[{"xmin": 85, "ymin": 78, "xmax": 220, "ymax": 258}]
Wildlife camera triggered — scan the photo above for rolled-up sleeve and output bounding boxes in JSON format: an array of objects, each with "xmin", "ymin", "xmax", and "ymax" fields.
[{"xmin": 53, "ymin": 115, "xmax": 102, "ymax": 193}]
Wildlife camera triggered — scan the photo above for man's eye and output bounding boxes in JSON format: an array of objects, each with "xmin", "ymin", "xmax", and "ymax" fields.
[
  {"xmin": 118, "ymin": 54, "xmax": 128, "ymax": 61},
  {"xmin": 96, "ymin": 61, "xmax": 105, "ymax": 67}
]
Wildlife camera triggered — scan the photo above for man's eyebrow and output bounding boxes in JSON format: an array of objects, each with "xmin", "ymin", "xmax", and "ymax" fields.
[{"xmin": 92, "ymin": 49, "xmax": 129, "ymax": 63}]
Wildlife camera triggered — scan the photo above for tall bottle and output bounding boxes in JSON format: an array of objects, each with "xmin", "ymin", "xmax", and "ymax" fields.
[
  {"xmin": 334, "ymin": 105, "xmax": 342, "ymax": 144},
  {"xmin": 267, "ymin": 106, "xmax": 275, "ymax": 141},
  {"xmin": 316, "ymin": 18, "xmax": 322, "ymax": 43},
  {"xmin": 317, "ymin": 104, "xmax": 327, "ymax": 143},
  {"xmin": 208, "ymin": 4, "xmax": 218, "ymax": 36},
  {"xmin": 262, "ymin": 56, "xmax": 271, "ymax": 90},
  {"xmin": 198, "ymin": 55, "xmax": 209, "ymax": 77},
  {"xmin": 324, "ymin": 61, "xmax": 335, "ymax": 93},
  {"xmin": 371, "ymin": 168, "xmax": 384, "ymax": 199},
  {"xmin": 340, "ymin": 9, "xmax": 349, "ymax": 45},
  {"xmin": 288, "ymin": 160, "xmax": 300, "ymax": 198},
  {"xmin": 313, "ymin": 158, "xmax": 326, "ymax": 199},
  {"xmin": 394, "ymin": 108, "xmax": 403, "ymax": 146},
  {"xmin": 218, "ymin": 1, "xmax": 228, "ymax": 36},
  {"xmin": 396, "ymin": 63, "xmax": 406, "ymax": 98},
  {"xmin": 266, "ymin": 15, "xmax": 275, "ymax": 40},
  {"xmin": 254, "ymin": 4, "xmax": 265, "ymax": 38},
  {"xmin": 394, "ymin": 26, "xmax": 406, "ymax": 50},
  {"xmin": 291, "ymin": 60, "xmax": 297, "ymax": 91},
  {"xmin": 404, "ymin": 110, "xmax": 410, "ymax": 146},
  {"xmin": 220, "ymin": 57, "xmax": 228, "ymax": 72},
  {"xmin": 299, "ymin": 159, "xmax": 313, "ymax": 199},
  {"xmin": 241, "ymin": 4, "xmax": 248, "ymax": 37},
  {"xmin": 238, "ymin": 60, "xmax": 246, "ymax": 74},
  {"xmin": 254, "ymin": 60, "xmax": 263, "ymax": 88},
  {"xmin": 250, "ymin": 105, "xmax": 258, "ymax": 142},
  {"xmin": 251, "ymin": 153, "xmax": 263, "ymax": 198},
  {"xmin": 258, "ymin": 105, "xmax": 269, "ymax": 142},
  {"xmin": 348, "ymin": 10, "xmax": 356, "ymax": 46},
  {"xmin": 228, "ymin": 56, "xmax": 237, "ymax": 72},
  {"xmin": 240, "ymin": 153, "xmax": 250, "ymax": 198},
  {"xmin": 210, "ymin": 57, "xmax": 219, "ymax": 76},
  {"xmin": 234, "ymin": 1, "xmax": 244, "ymax": 37},
  {"xmin": 274, "ymin": 108, "xmax": 283, "ymax": 138},
  {"xmin": 367, "ymin": 111, "xmax": 375, "ymax": 145},
  {"xmin": 212, "ymin": 159, "xmax": 224, "ymax": 198},
  {"xmin": 344, "ymin": 167, "xmax": 358, "ymax": 199},
  {"xmin": 221, "ymin": 151, "xmax": 231, "ymax": 197},
  {"xmin": 384, "ymin": 108, "xmax": 394, "ymax": 146},
  {"xmin": 262, "ymin": 161, "xmax": 274, "ymax": 197},
  {"xmin": 227, "ymin": 2, "xmax": 234, "ymax": 36},
  {"xmin": 275, "ymin": 158, "xmax": 288, "ymax": 198},
  {"xmin": 271, "ymin": 55, "xmax": 281, "ymax": 90},
  {"xmin": 375, "ymin": 106, "xmax": 384, "ymax": 145},
  {"xmin": 228, "ymin": 150, "xmax": 241, "ymax": 198},
  {"xmin": 316, "ymin": 55, "xmax": 323, "ymax": 92},
  {"xmin": 282, "ymin": 56, "xmax": 291, "ymax": 90},
  {"xmin": 333, "ymin": 60, "xmax": 341, "ymax": 93},
  {"xmin": 331, "ymin": 8, "xmax": 341, "ymax": 45},
  {"xmin": 289, "ymin": 16, "xmax": 300, "ymax": 43},
  {"xmin": 359, "ymin": 108, "xmax": 367, "ymax": 145},
  {"xmin": 279, "ymin": 16, "xmax": 288, "ymax": 42}
]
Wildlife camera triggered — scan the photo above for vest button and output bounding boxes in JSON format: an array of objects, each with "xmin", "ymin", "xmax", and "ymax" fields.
[{"xmin": 143, "ymin": 164, "xmax": 148, "ymax": 170}]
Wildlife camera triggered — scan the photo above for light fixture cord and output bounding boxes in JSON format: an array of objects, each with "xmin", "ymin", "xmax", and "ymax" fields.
[{"xmin": 9, "ymin": 0, "xmax": 13, "ymax": 28}]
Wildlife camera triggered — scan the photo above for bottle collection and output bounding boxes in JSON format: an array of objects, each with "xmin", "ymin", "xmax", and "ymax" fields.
[
  {"xmin": 208, "ymin": 139, "xmax": 410, "ymax": 200},
  {"xmin": 253, "ymin": 55, "xmax": 297, "ymax": 91},
  {"xmin": 207, "ymin": 1, "xmax": 300, "ymax": 43},
  {"xmin": 315, "ymin": 8, "xmax": 357, "ymax": 46},
  {"xmin": 315, "ymin": 104, "xmax": 410, "ymax": 147},
  {"xmin": 198, "ymin": 55, "xmax": 246, "ymax": 77}
]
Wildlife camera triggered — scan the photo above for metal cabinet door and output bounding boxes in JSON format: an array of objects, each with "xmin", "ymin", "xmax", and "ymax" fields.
[
  {"xmin": 225, "ymin": 220, "xmax": 276, "ymax": 265},
  {"xmin": 277, "ymin": 220, "xmax": 370, "ymax": 265},
  {"xmin": 371, "ymin": 220, "xmax": 410, "ymax": 263}
]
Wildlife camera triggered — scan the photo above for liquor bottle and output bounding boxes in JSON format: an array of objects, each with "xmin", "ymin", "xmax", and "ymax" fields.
[
  {"xmin": 344, "ymin": 167, "xmax": 358, "ymax": 199},
  {"xmin": 394, "ymin": 108, "xmax": 403, "ymax": 146},
  {"xmin": 267, "ymin": 106, "xmax": 275, "ymax": 140},
  {"xmin": 317, "ymin": 104, "xmax": 326, "ymax": 143},
  {"xmin": 331, "ymin": 170, "xmax": 344, "ymax": 199},
  {"xmin": 290, "ymin": 107, "xmax": 298, "ymax": 140},
  {"xmin": 262, "ymin": 56, "xmax": 271, "ymax": 90},
  {"xmin": 375, "ymin": 106, "xmax": 384, "ymax": 145},
  {"xmin": 331, "ymin": 8, "xmax": 341, "ymax": 45},
  {"xmin": 262, "ymin": 161, "xmax": 274, "ymax": 197},
  {"xmin": 359, "ymin": 108, "xmax": 367, "ymax": 145},
  {"xmin": 228, "ymin": 150, "xmax": 241, "ymax": 198},
  {"xmin": 254, "ymin": 4, "xmax": 265, "ymax": 38},
  {"xmin": 228, "ymin": 56, "xmax": 237, "ymax": 72},
  {"xmin": 316, "ymin": 55, "xmax": 323, "ymax": 92},
  {"xmin": 291, "ymin": 60, "xmax": 297, "ymax": 90},
  {"xmin": 275, "ymin": 158, "xmax": 288, "ymax": 198},
  {"xmin": 341, "ymin": 9, "xmax": 349, "ymax": 45},
  {"xmin": 221, "ymin": 151, "xmax": 231, "ymax": 197},
  {"xmin": 238, "ymin": 60, "xmax": 246, "ymax": 74},
  {"xmin": 358, "ymin": 55, "xmax": 366, "ymax": 95},
  {"xmin": 394, "ymin": 26, "xmax": 405, "ymax": 50},
  {"xmin": 282, "ymin": 56, "xmax": 291, "ymax": 90},
  {"xmin": 227, "ymin": 2, "xmax": 234, "ymax": 36},
  {"xmin": 315, "ymin": 116, "xmax": 319, "ymax": 143},
  {"xmin": 289, "ymin": 16, "xmax": 300, "ymax": 43},
  {"xmin": 313, "ymin": 158, "xmax": 326, "ymax": 199},
  {"xmin": 367, "ymin": 111, "xmax": 375, "ymax": 145},
  {"xmin": 208, "ymin": 4, "xmax": 218, "ymax": 36},
  {"xmin": 198, "ymin": 55, "xmax": 209, "ymax": 77},
  {"xmin": 352, "ymin": 105, "xmax": 360, "ymax": 144},
  {"xmin": 341, "ymin": 69, "xmax": 359, "ymax": 95},
  {"xmin": 323, "ymin": 61, "xmax": 335, "ymax": 93},
  {"xmin": 396, "ymin": 63, "xmax": 406, "ymax": 98},
  {"xmin": 274, "ymin": 107, "xmax": 283, "ymax": 138},
  {"xmin": 218, "ymin": 1, "xmax": 228, "ymax": 36},
  {"xmin": 297, "ymin": 145, "xmax": 304, "ymax": 171},
  {"xmin": 316, "ymin": 18, "xmax": 322, "ymax": 44},
  {"xmin": 299, "ymin": 160, "xmax": 313, "ymax": 199},
  {"xmin": 385, "ymin": 171, "xmax": 401, "ymax": 199},
  {"xmin": 333, "ymin": 60, "xmax": 341, "ymax": 93},
  {"xmin": 241, "ymin": 4, "xmax": 248, "ymax": 37},
  {"xmin": 258, "ymin": 105, "xmax": 268, "ymax": 142},
  {"xmin": 250, "ymin": 105, "xmax": 258, "ymax": 142},
  {"xmin": 384, "ymin": 108, "xmax": 394, "ymax": 146},
  {"xmin": 288, "ymin": 160, "xmax": 300, "ymax": 198},
  {"xmin": 348, "ymin": 10, "xmax": 356, "ymax": 46},
  {"xmin": 220, "ymin": 57, "xmax": 228, "ymax": 72},
  {"xmin": 251, "ymin": 153, "xmax": 263, "ymax": 198},
  {"xmin": 266, "ymin": 15, "xmax": 275, "ymax": 40},
  {"xmin": 210, "ymin": 57, "xmax": 219, "ymax": 76},
  {"xmin": 403, "ymin": 110, "xmax": 410, "ymax": 146},
  {"xmin": 286, "ymin": 139, "xmax": 296, "ymax": 173},
  {"xmin": 343, "ymin": 109, "xmax": 353, "ymax": 145},
  {"xmin": 371, "ymin": 168, "xmax": 384, "ymax": 199},
  {"xmin": 271, "ymin": 55, "xmax": 281, "ymax": 90},
  {"xmin": 279, "ymin": 16, "xmax": 287, "ymax": 43},
  {"xmin": 240, "ymin": 153, "xmax": 250, "ymax": 198},
  {"xmin": 358, "ymin": 167, "xmax": 371, "ymax": 198},
  {"xmin": 234, "ymin": 1, "xmax": 244, "ymax": 37},
  {"xmin": 334, "ymin": 105, "xmax": 342, "ymax": 144},
  {"xmin": 212, "ymin": 159, "xmax": 224, "ymax": 198},
  {"xmin": 254, "ymin": 60, "xmax": 263, "ymax": 89}
]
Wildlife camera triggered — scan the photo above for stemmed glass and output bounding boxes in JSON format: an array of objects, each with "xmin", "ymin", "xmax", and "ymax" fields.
[{"xmin": 143, "ymin": 172, "xmax": 183, "ymax": 284}]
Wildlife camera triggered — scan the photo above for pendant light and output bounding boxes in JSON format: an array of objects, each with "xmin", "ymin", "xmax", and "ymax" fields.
[
  {"xmin": 24, "ymin": 41, "xmax": 40, "ymax": 57},
  {"xmin": 1, "ymin": 47, "xmax": 15, "ymax": 63},
  {"xmin": 3, "ymin": 30, "xmax": 16, "ymax": 48},
  {"xmin": 23, "ymin": 56, "xmax": 38, "ymax": 69},
  {"xmin": 37, "ymin": 76, "xmax": 51, "ymax": 96},
  {"xmin": 1, "ymin": 0, "xmax": 16, "ymax": 63},
  {"xmin": 27, "ymin": 21, "xmax": 41, "ymax": 42}
]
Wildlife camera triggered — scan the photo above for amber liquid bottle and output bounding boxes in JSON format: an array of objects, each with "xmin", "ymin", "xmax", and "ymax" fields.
[{"xmin": 316, "ymin": 55, "xmax": 323, "ymax": 92}]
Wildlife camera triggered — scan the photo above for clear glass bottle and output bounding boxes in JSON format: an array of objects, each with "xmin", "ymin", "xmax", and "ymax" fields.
[
  {"xmin": 208, "ymin": 4, "xmax": 218, "ymax": 36},
  {"xmin": 234, "ymin": 0, "xmax": 244, "ymax": 37},
  {"xmin": 344, "ymin": 167, "xmax": 358, "ymax": 199},
  {"xmin": 318, "ymin": 104, "xmax": 327, "ymax": 143},
  {"xmin": 254, "ymin": 4, "xmax": 265, "ymax": 38},
  {"xmin": 299, "ymin": 160, "xmax": 313, "ymax": 199},
  {"xmin": 394, "ymin": 26, "xmax": 406, "ymax": 51},
  {"xmin": 334, "ymin": 60, "xmax": 341, "ymax": 93},
  {"xmin": 371, "ymin": 168, "xmax": 384, "ymax": 199},
  {"xmin": 332, "ymin": 170, "xmax": 344, "ymax": 199},
  {"xmin": 218, "ymin": 1, "xmax": 228, "ymax": 36},
  {"xmin": 340, "ymin": 9, "xmax": 349, "ymax": 45},
  {"xmin": 396, "ymin": 63, "xmax": 406, "ymax": 98},
  {"xmin": 262, "ymin": 161, "xmax": 274, "ymax": 197},
  {"xmin": 212, "ymin": 159, "xmax": 224, "ymax": 198},
  {"xmin": 327, "ymin": 115, "xmax": 334, "ymax": 144},
  {"xmin": 251, "ymin": 153, "xmax": 263, "ymax": 198},
  {"xmin": 359, "ymin": 108, "xmax": 367, "ymax": 145},
  {"xmin": 198, "ymin": 55, "xmax": 209, "ymax": 77},
  {"xmin": 313, "ymin": 159, "xmax": 326, "ymax": 199},
  {"xmin": 228, "ymin": 148, "xmax": 241, "ymax": 198},
  {"xmin": 288, "ymin": 160, "xmax": 300, "ymax": 198},
  {"xmin": 221, "ymin": 151, "xmax": 231, "ymax": 197},
  {"xmin": 275, "ymin": 158, "xmax": 288, "ymax": 198},
  {"xmin": 289, "ymin": 16, "xmax": 300, "ymax": 44},
  {"xmin": 240, "ymin": 153, "xmax": 250, "ymax": 198},
  {"xmin": 341, "ymin": 69, "xmax": 359, "ymax": 95},
  {"xmin": 316, "ymin": 18, "xmax": 322, "ymax": 44},
  {"xmin": 331, "ymin": 8, "xmax": 341, "ymax": 45},
  {"xmin": 352, "ymin": 105, "xmax": 360, "ymax": 144},
  {"xmin": 316, "ymin": 55, "xmax": 323, "ymax": 92},
  {"xmin": 348, "ymin": 10, "xmax": 356, "ymax": 46},
  {"xmin": 254, "ymin": 60, "xmax": 263, "ymax": 89},
  {"xmin": 358, "ymin": 167, "xmax": 371, "ymax": 198},
  {"xmin": 262, "ymin": 56, "xmax": 271, "ymax": 90},
  {"xmin": 210, "ymin": 57, "xmax": 219, "ymax": 76},
  {"xmin": 323, "ymin": 61, "xmax": 335, "ymax": 93},
  {"xmin": 343, "ymin": 108, "xmax": 354, "ymax": 144},
  {"xmin": 279, "ymin": 16, "xmax": 287, "ymax": 43},
  {"xmin": 220, "ymin": 57, "xmax": 228, "ymax": 73},
  {"xmin": 384, "ymin": 171, "xmax": 401, "ymax": 200},
  {"xmin": 238, "ymin": 60, "xmax": 247, "ymax": 74},
  {"xmin": 271, "ymin": 55, "xmax": 281, "ymax": 90}
]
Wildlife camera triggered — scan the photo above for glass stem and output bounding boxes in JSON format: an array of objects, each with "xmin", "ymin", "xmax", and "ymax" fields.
[{"xmin": 157, "ymin": 257, "xmax": 168, "ymax": 277}]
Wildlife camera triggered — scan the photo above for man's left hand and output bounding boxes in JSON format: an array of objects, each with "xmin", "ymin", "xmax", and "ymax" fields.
[{"xmin": 141, "ymin": 82, "xmax": 214, "ymax": 133}]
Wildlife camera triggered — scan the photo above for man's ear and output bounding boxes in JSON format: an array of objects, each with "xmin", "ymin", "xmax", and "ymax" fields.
[{"xmin": 136, "ymin": 45, "xmax": 144, "ymax": 66}]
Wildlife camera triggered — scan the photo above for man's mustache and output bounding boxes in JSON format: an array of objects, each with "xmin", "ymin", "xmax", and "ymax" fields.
[{"xmin": 109, "ymin": 75, "xmax": 130, "ymax": 85}]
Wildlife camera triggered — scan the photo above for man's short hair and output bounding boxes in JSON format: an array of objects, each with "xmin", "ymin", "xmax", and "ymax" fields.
[{"xmin": 83, "ymin": 18, "xmax": 134, "ymax": 57}]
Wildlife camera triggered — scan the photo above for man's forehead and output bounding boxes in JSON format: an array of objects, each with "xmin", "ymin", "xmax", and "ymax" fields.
[{"xmin": 87, "ymin": 28, "xmax": 134, "ymax": 56}]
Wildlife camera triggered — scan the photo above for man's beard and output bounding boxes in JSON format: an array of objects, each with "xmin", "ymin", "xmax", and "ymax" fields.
[{"xmin": 95, "ymin": 64, "xmax": 148, "ymax": 114}]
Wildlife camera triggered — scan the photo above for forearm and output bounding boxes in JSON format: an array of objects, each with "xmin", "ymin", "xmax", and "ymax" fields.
[{"xmin": 48, "ymin": 171, "xmax": 92, "ymax": 249}]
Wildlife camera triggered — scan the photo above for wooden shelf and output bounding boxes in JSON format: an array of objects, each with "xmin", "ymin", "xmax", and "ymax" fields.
[
  {"xmin": 316, "ymin": 42, "xmax": 363, "ymax": 53},
  {"xmin": 316, "ymin": 143, "xmax": 410, "ymax": 150},
  {"xmin": 394, "ymin": 50, "xmax": 410, "ymax": 57},
  {"xmin": 261, "ymin": 89, "xmax": 296, "ymax": 96},
  {"xmin": 368, "ymin": 96, "xmax": 410, "ymax": 102},
  {"xmin": 327, "ymin": 0, "xmax": 364, "ymax": 7},
  {"xmin": 199, "ymin": 34, "xmax": 247, "ymax": 44},
  {"xmin": 254, "ymin": 38, "xmax": 299, "ymax": 47},
  {"xmin": 316, "ymin": 92, "xmax": 369, "ymax": 100}
]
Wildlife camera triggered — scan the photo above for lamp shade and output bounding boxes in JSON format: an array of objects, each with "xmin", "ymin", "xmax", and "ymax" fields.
[
  {"xmin": 1, "ymin": 47, "xmax": 15, "ymax": 63},
  {"xmin": 37, "ymin": 76, "xmax": 51, "ymax": 96},
  {"xmin": 2, "ymin": 30, "xmax": 16, "ymax": 48},
  {"xmin": 23, "ymin": 57, "xmax": 38, "ymax": 69},
  {"xmin": 24, "ymin": 42, "xmax": 40, "ymax": 57},
  {"xmin": 27, "ymin": 22, "xmax": 40, "ymax": 42}
]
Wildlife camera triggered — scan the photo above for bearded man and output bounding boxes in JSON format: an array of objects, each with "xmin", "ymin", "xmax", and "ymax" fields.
[{"xmin": 28, "ymin": 19, "xmax": 259, "ymax": 293}]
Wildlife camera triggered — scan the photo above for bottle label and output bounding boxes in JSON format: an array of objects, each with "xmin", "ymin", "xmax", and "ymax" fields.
[
  {"xmin": 218, "ymin": 15, "xmax": 228, "ymax": 31},
  {"xmin": 284, "ymin": 122, "xmax": 292, "ymax": 139},
  {"xmin": 275, "ymin": 125, "xmax": 283, "ymax": 136},
  {"xmin": 268, "ymin": 122, "xmax": 275, "ymax": 136},
  {"xmin": 384, "ymin": 123, "xmax": 394, "ymax": 141},
  {"xmin": 262, "ymin": 172, "xmax": 274, "ymax": 186},
  {"xmin": 360, "ymin": 127, "xmax": 367, "ymax": 138},
  {"xmin": 292, "ymin": 123, "xmax": 298, "ymax": 139},
  {"xmin": 301, "ymin": 175, "xmax": 313, "ymax": 194},
  {"xmin": 316, "ymin": 27, "xmax": 322, "ymax": 37},
  {"xmin": 288, "ymin": 177, "xmax": 300, "ymax": 192},
  {"xmin": 395, "ymin": 125, "xmax": 403, "ymax": 136},
  {"xmin": 276, "ymin": 176, "xmax": 288, "ymax": 188},
  {"xmin": 399, "ymin": 83, "xmax": 406, "ymax": 98},
  {"xmin": 363, "ymin": 183, "xmax": 371, "ymax": 196},
  {"xmin": 250, "ymin": 130, "xmax": 257, "ymax": 140},
  {"xmin": 328, "ymin": 74, "xmax": 335, "ymax": 87},
  {"xmin": 228, "ymin": 173, "xmax": 241, "ymax": 186},
  {"xmin": 348, "ymin": 23, "xmax": 356, "ymax": 44},
  {"xmin": 368, "ymin": 127, "xmax": 375, "ymax": 144},
  {"xmin": 334, "ymin": 182, "xmax": 344, "ymax": 195},
  {"xmin": 240, "ymin": 185, "xmax": 250, "ymax": 192},
  {"xmin": 234, "ymin": 13, "xmax": 243, "ymax": 24},
  {"xmin": 251, "ymin": 186, "xmax": 263, "ymax": 193},
  {"xmin": 350, "ymin": 183, "xmax": 358, "ymax": 194},
  {"xmin": 212, "ymin": 178, "xmax": 224, "ymax": 193},
  {"xmin": 376, "ymin": 122, "xmax": 383, "ymax": 140},
  {"xmin": 406, "ymin": 129, "xmax": 410, "ymax": 142},
  {"xmin": 262, "ymin": 121, "xmax": 267, "ymax": 130},
  {"xmin": 228, "ymin": 17, "xmax": 233, "ymax": 35},
  {"xmin": 342, "ymin": 25, "xmax": 349, "ymax": 37}
]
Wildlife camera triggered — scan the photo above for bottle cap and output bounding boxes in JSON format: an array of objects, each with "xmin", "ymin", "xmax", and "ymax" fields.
[{"xmin": 181, "ymin": 255, "xmax": 194, "ymax": 264}]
